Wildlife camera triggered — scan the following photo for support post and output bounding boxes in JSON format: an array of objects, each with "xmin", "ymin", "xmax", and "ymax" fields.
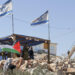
[
  {"xmin": 48, "ymin": 40, "xmax": 50, "ymax": 63},
  {"xmin": 47, "ymin": 17, "xmax": 50, "ymax": 63}
]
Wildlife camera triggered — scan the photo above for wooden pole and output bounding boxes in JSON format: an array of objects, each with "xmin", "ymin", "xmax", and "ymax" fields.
[
  {"xmin": 48, "ymin": 20, "xmax": 50, "ymax": 63},
  {"xmin": 48, "ymin": 40, "xmax": 50, "ymax": 63}
]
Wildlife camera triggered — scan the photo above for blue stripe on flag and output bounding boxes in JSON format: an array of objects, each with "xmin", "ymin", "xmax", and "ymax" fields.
[
  {"xmin": 4, "ymin": 0, "xmax": 11, "ymax": 5},
  {"xmin": 0, "ymin": 10, "xmax": 12, "ymax": 17},
  {"xmin": 31, "ymin": 20, "xmax": 48, "ymax": 25},
  {"xmin": 0, "ymin": 12, "xmax": 7, "ymax": 17}
]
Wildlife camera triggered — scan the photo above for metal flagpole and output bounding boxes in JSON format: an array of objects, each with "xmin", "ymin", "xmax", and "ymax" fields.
[
  {"xmin": 11, "ymin": 0, "xmax": 14, "ymax": 34},
  {"xmin": 11, "ymin": 13, "xmax": 15, "ymax": 57},
  {"xmin": 12, "ymin": 14, "xmax": 14, "ymax": 34},
  {"xmin": 47, "ymin": 13, "xmax": 50, "ymax": 64},
  {"xmin": 11, "ymin": 0, "xmax": 14, "ymax": 57}
]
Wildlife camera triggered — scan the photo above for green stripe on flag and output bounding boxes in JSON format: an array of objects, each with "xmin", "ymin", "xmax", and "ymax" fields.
[{"xmin": 2, "ymin": 48, "xmax": 20, "ymax": 54}]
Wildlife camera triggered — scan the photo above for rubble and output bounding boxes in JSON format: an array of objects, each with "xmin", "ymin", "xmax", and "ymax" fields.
[{"xmin": 0, "ymin": 53, "xmax": 75, "ymax": 75}]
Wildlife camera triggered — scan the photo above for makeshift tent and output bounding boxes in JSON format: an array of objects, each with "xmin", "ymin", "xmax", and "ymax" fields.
[
  {"xmin": 0, "ymin": 34, "xmax": 49, "ymax": 46},
  {"xmin": 0, "ymin": 34, "xmax": 50, "ymax": 63}
]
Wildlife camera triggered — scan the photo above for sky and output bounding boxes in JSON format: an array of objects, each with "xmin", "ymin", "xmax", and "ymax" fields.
[{"xmin": 0, "ymin": 0, "xmax": 75, "ymax": 56}]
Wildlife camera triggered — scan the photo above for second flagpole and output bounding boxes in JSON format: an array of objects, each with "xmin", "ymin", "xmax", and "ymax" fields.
[
  {"xmin": 47, "ymin": 10, "xmax": 50, "ymax": 63},
  {"xmin": 48, "ymin": 20, "xmax": 50, "ymax": 64}
]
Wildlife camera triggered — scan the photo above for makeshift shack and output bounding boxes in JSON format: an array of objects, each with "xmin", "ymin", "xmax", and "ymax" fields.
[{"xmin": 0, "ymin": 34, "xmax": 50, "ymax": 63}]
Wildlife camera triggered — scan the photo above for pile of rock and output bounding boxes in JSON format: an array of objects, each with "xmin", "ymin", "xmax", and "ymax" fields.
[
  {"xmin": 0, "ymin": 53, "xmax": 75, "ymax": 75},
  {"xmin": 0, "ymin": 54, "xmax": 62, "ymax": 72}
]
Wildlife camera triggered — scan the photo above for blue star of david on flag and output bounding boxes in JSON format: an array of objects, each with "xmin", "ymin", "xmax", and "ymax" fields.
[
  {"xmin": 31, "ymin": 11, "xmax": 48, "ymax": 25},
  {"xmin": 0, "ymin": 0, "xmax": 12, "ymax": 17}
]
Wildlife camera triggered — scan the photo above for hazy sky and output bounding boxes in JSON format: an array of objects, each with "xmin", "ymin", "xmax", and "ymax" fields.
[{"xmin": 0, "ymin": 0, "xmax": 75, "ymax": 56}]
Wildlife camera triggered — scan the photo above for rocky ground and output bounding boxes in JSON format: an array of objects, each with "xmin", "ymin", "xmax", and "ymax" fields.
[
  {"xmin": 0, "ymin": 53, "xmax": 75, "ymax": 75},
  {"xmin": 0, "ymin": 67, "xmax": 57, "ymax": 75}
]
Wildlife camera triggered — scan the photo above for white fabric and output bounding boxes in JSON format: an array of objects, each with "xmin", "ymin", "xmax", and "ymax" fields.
[
  {"xmin": 0, "ymin": 45, "xmax": 13, "ymax": 49},
  {"xmin": 31, "ymin": 11, "xmax": 48, "ymax": 25},
  {"xmin": 3, "ymin": 58, "xmax": 12, "ymax": 72},
  {"xmin": 0, "ymin": 0, "xmax": 12, "ymax": 17}
]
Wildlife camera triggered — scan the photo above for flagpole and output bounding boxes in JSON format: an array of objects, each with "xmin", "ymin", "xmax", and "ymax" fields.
[
  {"xmin": 48, "ymin": 16, "xmax": 50, "ymax": 64},
  {"xmin": 10, "ymin": 14, "xmax": 14, "ymax": 58},
  {"xmin": 11, "ymin": 0, "xmax": 14, "ymax": 57},
  {"xmin": 11, "ymin": 0, "xmax": 14, "ymax": 34},
  {"xmin": 12, "ymin": 13, "xmax": 14, "ymax": 34}
]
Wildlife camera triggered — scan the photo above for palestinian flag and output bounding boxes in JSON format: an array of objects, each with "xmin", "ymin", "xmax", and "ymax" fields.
[{"xmin": 0, "ymin": 41, "xmax": 21, "ymax": 54}]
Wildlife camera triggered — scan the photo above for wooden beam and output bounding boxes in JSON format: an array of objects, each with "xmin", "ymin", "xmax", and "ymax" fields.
[{"xmin": 48, "ymin": 40, "xmax": 50, "ymax": 64}]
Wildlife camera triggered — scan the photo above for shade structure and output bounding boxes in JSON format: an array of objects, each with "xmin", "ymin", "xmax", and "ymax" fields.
[
  {"xmin": 0, "ymin": 34, "xmax": 49, "ymax": 46},
  {"xmin": 2, "ymin": 48, "xmax": 20, "ymax": 54},
  {"xmin": 0, "ymin": 34, "xmax": 50, "ymax": 63}
]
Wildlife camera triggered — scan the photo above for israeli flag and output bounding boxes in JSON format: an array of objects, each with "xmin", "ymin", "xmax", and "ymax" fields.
[
  {"xmin": 0, "ymin": 0, "xmax": 12, "ymax": 17},
  {"xmin": 31, "ymin": 11, "xmax": 48, "ymax": 25}
]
